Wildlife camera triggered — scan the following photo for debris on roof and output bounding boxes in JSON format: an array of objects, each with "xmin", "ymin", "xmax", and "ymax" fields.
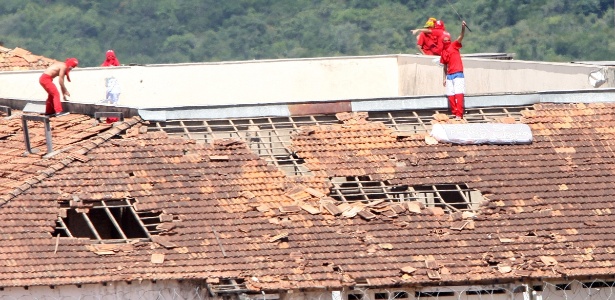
[
  {"xmin": 300, "ymin": 204, "xmax": 320, "ymax": 214},
  {"xmin": 336, "ymin": 111, "xmax": 368, "ymax": 124},
  {"xmin": 540, "ymin": 256, "xmax": 558, "ymax": 267},
  {"xmin": 151, "ymin": 253, "xmax": 165, "ymax": 264},
  {"xmin": 86, "ymin": 243, "xmax": 135, "ymax": 255}
]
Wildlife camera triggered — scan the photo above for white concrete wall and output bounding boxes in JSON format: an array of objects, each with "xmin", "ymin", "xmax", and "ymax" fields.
[
  {"xmin": 0, "ymin": 280, "xmax": 608, "ymax": 300},
  {"xmin": 397, "ymin": 55, "xmax": 608, "ymax": 96},
  {"xmin": 278, "ymin": 290, "xmax": 334, "ymax": 300},
  {"xmin": 0, "ymin": 55, "xmax": 610, "ymax": 109},
  {"xmin": 0, "ymin": 280, "xmax": 210, "ymax": 299},
  {"xmin": 0, "ymin": 56, "xmax": 400, "ymax": 109}
]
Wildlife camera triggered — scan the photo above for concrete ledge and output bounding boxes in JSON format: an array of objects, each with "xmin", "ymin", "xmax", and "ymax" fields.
[
  {"xmin": 5, "ymin": 88, "xmax": 615, "ymax": 122},
  {"xmin": 0, "ymin": 98, "xmax": 139, "ymax": 117}
]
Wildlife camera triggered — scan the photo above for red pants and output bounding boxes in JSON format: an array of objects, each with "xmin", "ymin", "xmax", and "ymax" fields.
[
  {"xmin": 39, "ymin": 74, "xmax": 63, "ymax": 114},
  {"xmin": 447, "ymin": 94, "xmax": 465, "ymax": 118}
]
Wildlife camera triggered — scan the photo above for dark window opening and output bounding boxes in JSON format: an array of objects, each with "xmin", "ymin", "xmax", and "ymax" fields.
[
  {"xmin": 374, "ymin": 293, "xmax": 388, "ymax": 300},
  {"xmin": 582, "ymin": 281, "xmax": 615, "ymax": 288},
  {"xmin": 513, "ymin": 286, "xmax": 528, "ymax": 293},
  {"xmin": 54, "ymin": 199, "xmax": 161, "ymax": 243},
  {"xmin": 348, "ymin": 294, "xmax": 363, "ymax": 300},
  {"xmin": 330, "ymin": 178, "xmax": 483, "ymax": 213},
  {"xmin": 209, "ymin": 278, "xmax": 248, "ymax": 295},
  {"xmin": 330, "ymin": 176, "xmax": 398, "ymax": 203},
  {"xmin": 466, "ymin": 289, "xmax": 506, "ymax": 295},
  {"xmin": 392, "ymin": 292, "xmax": 409, "ymax": 299},
  {"xmin": 532, "ymin": 285, "xmax": 544, "ymax": 292},
  {"xmin": 137, "ymin": 211, "xmax": 164, "ymax": 235},
  {"xmin": 409, "ymin": 184, "xmax": 482, "ymax": 212},
  {"xmin": 414, "ymin": 291, "xmax": 454, "ymax": 298},
  {"xmin": 555, "ymin": 284, "xmax": 572, "ymax": 291},
  {"xmin": 435, "ymin": 184, "xmax": 468, "ymax": 210}
]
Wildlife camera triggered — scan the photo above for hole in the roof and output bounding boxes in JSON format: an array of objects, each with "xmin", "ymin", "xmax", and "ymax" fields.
[{"xmin": 54, "ymin": 198, "xmax": 161, "ymax": 243}]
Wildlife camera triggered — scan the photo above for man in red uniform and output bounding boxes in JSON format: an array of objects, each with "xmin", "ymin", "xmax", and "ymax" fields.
[
  {"xmin": 440, "ymin": 21, "xmax": 466, "ymax": 119},
  {"xmin": 100, "ymin": 50, "xmax": 121, "ymax": 123},
  {"xmin": 416, "ymin": 18, "xmax": 436, "ymax": 55},
  {"xmin": 101, "ymin": 50, "xmax": 120, "ymax": 67},
  {"xmin": 431, "ymin": 20, "xmax": 447, "ymax": 56},
  {"xmin": 39, "ymin": 58, "xmax": 78, "ymax": 117},
  {"xmin": 412, "ymin": 19, "xmax": 447, "ymax": 56}
]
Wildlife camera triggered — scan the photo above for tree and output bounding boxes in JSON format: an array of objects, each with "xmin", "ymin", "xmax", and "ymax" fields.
[{"xmin": 0, "ymin": 0, "xmax": 613, "ymax": 65}]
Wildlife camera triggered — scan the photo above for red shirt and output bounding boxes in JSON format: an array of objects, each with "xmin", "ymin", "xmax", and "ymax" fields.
[
  {"xmin": 429, "ymin": 29, "xmax": 446, "ymax": 55},
  {"xmin": 417, "ymin": 32, "xmax": 436, "ymax": 55},
  {"xmin": 101, "ymin": 50, "xmax": 120, "ymax": 67},
  {"xmin": 440, "ymin": 41, "xmax": 463, "ymax": 74}
]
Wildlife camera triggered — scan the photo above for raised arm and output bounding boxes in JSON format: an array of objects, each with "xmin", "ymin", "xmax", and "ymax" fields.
[
  {"xmin": 411, "ymin": 28, "xmax": 432, "ymax": 36},
  {"xmin": 457, "ymin": 21, "xmax": 466, "ymax": 43}
]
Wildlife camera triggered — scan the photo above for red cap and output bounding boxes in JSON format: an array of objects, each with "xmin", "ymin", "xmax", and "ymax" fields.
[
  {"xmin": 64, "ymin": 58, "xmax": 79, "ymax": 82},
  {"xmin": 434, "ymin": 20, "xmax": 445, "ymax": 30}
]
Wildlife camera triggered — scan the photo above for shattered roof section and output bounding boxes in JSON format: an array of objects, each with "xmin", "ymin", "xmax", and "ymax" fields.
[
  {"xmin": 1, "ymin": 102, "xmax": 615, "ymax": 289},
  {"xmin": 0, "ymin": 46, "xmax": 57, "ymax": 71},
  {"xmin": 0, "ymin": 111, "xmax": 138, "ymax": 203}
]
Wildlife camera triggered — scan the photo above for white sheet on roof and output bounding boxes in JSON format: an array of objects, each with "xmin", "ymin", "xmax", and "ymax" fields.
[{"xmin": 430, "ymin": 123, "xmax": 533, "ymax": 145}]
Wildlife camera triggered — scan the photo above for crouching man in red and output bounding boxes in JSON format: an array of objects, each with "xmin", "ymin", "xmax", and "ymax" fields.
[
  {"xmin": 440, "ymin": 21, "xmax": 466, "ymax": 119},
  {"xmin": 39, "ymin": 58, "xmax": 78, "ymax": 117}
]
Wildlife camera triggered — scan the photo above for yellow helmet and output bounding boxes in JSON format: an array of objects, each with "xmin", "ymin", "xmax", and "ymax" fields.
[{"xmin": 424, "ymin": 17, "xmax": 437, "ymax": 28}]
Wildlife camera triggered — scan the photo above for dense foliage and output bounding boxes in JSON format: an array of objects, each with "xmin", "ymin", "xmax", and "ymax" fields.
[{"xmin": 0, "ymin": 0, "xmax": 612, "ymax": 67}]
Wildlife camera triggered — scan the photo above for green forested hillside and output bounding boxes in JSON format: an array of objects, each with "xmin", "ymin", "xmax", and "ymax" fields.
[{"xmin": 0, "ymin": 0, "xmax": 612, "ymax": 67}]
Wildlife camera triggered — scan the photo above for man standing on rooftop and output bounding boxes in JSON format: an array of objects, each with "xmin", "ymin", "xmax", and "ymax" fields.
[
  {"xmin": 415, "ymin": 17, "xmax": 437, "ymax": 55},
  {"xmin": 440, "ymin": 21, "xmax": 467, "ymax": 119},
  {"xmin": 39, "ymin": 58, "xmax": 78, "ymax": 117}
]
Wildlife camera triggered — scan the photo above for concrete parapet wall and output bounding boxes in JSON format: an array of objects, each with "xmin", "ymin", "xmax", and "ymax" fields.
[
  {"xmin": 397, "ymin": 55, "xmax": 610, "ymax": 95},
  {"xmin": 0, "ymin": 55, "xmax": 610, "ymax": 109}
]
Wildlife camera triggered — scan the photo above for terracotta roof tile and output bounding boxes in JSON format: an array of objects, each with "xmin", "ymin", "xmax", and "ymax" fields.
[{"xmin": 0, "ymin": 46, "xmax": 56, "ymax": 71}]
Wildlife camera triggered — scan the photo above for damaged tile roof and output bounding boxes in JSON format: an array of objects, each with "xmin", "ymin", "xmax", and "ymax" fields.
[
  {"xmin": 1, "ymin": 102, "xmax": 615, "ymax": 290},
  {"xmin": 0, "ymin": 46, "xmax": 56, "ymax": 71},
  {"xmin": 0, "ymin": 112, "xmax": 124, "ymax": 200}
]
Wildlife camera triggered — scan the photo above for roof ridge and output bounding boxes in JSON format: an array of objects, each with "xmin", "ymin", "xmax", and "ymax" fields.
[{"xmin": 0, "ymin": 117, "xmax": 142, "ymax": 206}]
